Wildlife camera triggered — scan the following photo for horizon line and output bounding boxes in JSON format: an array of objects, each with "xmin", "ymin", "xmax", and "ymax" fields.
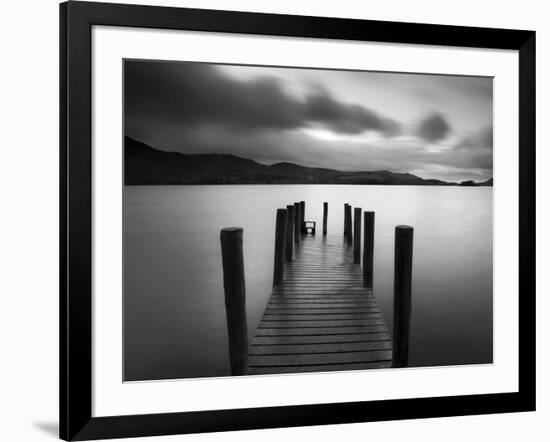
[{"xmin": 125, "ymin": 135, "xmax": 492, "ymax": 184}]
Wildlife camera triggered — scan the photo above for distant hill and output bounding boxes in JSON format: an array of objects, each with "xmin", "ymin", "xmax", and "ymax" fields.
[
  {"xmin": 125, "ymin": 137, "xmax": 490, "ymax": 186},
  {"xmin": 459, "ymin": 178, "xmax": 494, "ymax": 187}
]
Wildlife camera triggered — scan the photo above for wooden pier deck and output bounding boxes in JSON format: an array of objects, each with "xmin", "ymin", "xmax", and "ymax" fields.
[{"xmin": 248, "ymin": 235, "xmax": 393, "ymax": 375}]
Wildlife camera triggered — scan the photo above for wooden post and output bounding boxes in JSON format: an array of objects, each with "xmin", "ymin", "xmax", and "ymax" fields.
[
  {"xmin": 323, "ymin": 202, "xmax": 328, "ymax": 235},
  {"xmin": 285, "ymin": 205, "xmax": 295, "ymax": 262},
  {"xmin": 344, "ymin": 203, "xmax": 349, "ymax": 236},
  {"xmin": 345, "ymin": 204, "xmax": 353, "ymax": 245},
  {"xmin": 273, "ymin": 208, "xmax": 287, "ymax": 286},
  {"xmin": 300, "ymin": 201, "xmax": 305, "ymax": 233},
  {"xmin": 353, "ymin": 208, "xmax": 361, "ymax": 263},
  {"xmin": 363, "ymin": 211, "xmax": 375, "ymax": 288},
  {"xmin": 392, "ymin": 225, "xmax": 414, "ymax": 368},
  {"xmin": 294, "ymin": 202, "xmax": 301, "ymax": 244},
  {"xmin": 220, "ymin": 228, "xmax": 248, "ymax": 375}
]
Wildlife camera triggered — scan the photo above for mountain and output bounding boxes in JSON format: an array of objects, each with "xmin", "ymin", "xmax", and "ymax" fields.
[
  {"xmin": 459, "ymin": 178, "xmax": 494, "ymax": 187},
  {"xmin": 124, "ymin": 137, "xmax": 463, "ymax": 186},
  {"xmin": 479, "ymin": 178, "xmax": 493, "ymax": 186}
]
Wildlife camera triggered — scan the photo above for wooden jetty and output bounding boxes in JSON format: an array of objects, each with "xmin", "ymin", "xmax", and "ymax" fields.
[
  {"xmin": 221, "ymin": 202, "xmax": 413, "ymax": 376},
  {"xmin": 248, "ymin": 234, "xmax": 392, "ymax": 375}
]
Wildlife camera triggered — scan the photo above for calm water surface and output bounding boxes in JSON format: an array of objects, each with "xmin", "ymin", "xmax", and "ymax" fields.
[{"xmin": 124, "ymin": 185, "xmax": 492, "ymax": 381}]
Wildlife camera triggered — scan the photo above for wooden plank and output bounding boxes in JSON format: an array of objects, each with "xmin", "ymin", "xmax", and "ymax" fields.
[
  {"xmin": 273, "ymin": 290, "xmax": 372, "ymax": 294},
  {"xmin": 255, "ymin": 325, "xmax": 389, "ymax": 336},
  {"xmin": 275, "ymin": 288, "xmax": 370, "ymax": 291},
  {"xmin": 285, "ymin": 267, "xmax": 356, "ymax": 270},
  {"xmin": 249, "ymin": 350, "xmax": 392, "ymax": 366},
  {"xmin": 276, "ymin": 282, "xmax": 367, "ymax": 286},
  {"xmin": 266, "ymin": 304, "xmax": 379, "ymax": 309},
  {"xmin": 262, "ymin": 313, "xmax": 383, "ymax": 321},
  {"xmin": 270, "ymin": 294, "xmax": 374, "ymax": 299},
  {"xmin": 272, "ymin": 292, "xmax": 373, "ymax": 296},
  {"xmin": 282, "ymin": 277, "xmax": 364, "ymax": 281},
  {"xmin": 272, "ymin": 294, "xmax": 372, "ymax": 298},
  {"xmin": 268, "ymin": 299, "xmax": 376, "ymax": 303},
  {"xmin": 281, "ymin": 280, "xmax": 364, "ymax": 284},
  {"xmin": 286, "ymin": 262, "xmax": 356, "ymax": 265},
  {"xmin": 251, "ymin": 333, "xmax": 391, "ymax": 345},
  {"xmin": 271, "ymin": 294, "xmax": 374, "ymax": 298},
  {"xmin": 276, "ymin": 283, "xmax": 367, "ymax": 286},
  {"xmin": 284, "ymin": 268, "xmax": 356, "ymax": 271},
  {"xmin": 280, "ymin": 279, "xmax": 364, "ymax": 283},
  {"xmin": 249, "ymin": 361, "xmax": 391, "ymax": 374},
  {"xmin": 276, "ymin": 285, "xmax": 370, "ymax": 288},
  {"xmin": 285, "ymin": 270, "xmax": 359, "ymax": 272},
  {"xmin": 267, "ymin": 306, "xmax": 378, "ymax": 312},
  {"xmin": 249, "ymin": 341, "xmax": 392, "ymax": 355},
  {"xmin": 270, "ymin": 296, "xmax": 375, "ymax": 301},
  {"xmin": 269, "ymin": 294, "xmax": 374, "ymax": 299},
  {"xmin": 259, "ymin": 319, "xmax": 387, "ymax": 328},
  {"xmin": 266, "ymin": 307, "xmax": 379, "ymax": 313},
  {"xmin": 283, "ymin": 272, "xmax": 362, "ymax": 275},
  {"xmin": 268, "ymin": 297, "xmax": 376, "ymax": 302},
  {"xmin": 292, "ymin": 260, "xmax": 356, "ymax": 263},
  {"xmin": 282, "ymin": 278, "xmax": 361, "ymax": 281},
  {"xmin": 268, "ymin": 298, "xmax": 377, "ymax": 303},
  {"xmin": 281, "ymin": 281, "xmax": 363, "ymax": 284},
  {"xmin": 268, "ymin": 303, "xmax": 378, "ymax": 308},
  {"xmin": 284, "ymin": 271, "xmax": 359, "ymax": 273},
  {"xmin": 275, "ymin": 286, "xmax": 367, "ymax": 290},
  {"xmin": 265, "ymin": 308, "xmax": 381, "ymax": 315},
  {"xmin": 283, "ymin": 272, "xmax": 359, "ymax": 276},
  {"xmin": 272, "ymin": 291, "xmax": 373, "ymax": 296},
  {"xmin": 282, "ymin": 277, "xmax": 359, "ymax": 280},
  {"xmin": 284, "ymin": 269, "xmax": 362, "ymax": 273},
  {"xmin": 271, "ymin": 294, "xmax": 373, "ymax": 298},
  {"xmin": 275, "ymin": 291, "xmax": 372, "ymax": 294},
  {"xmin": 271, "ymin": 293, "xmax": 374, "ymax": 297}
]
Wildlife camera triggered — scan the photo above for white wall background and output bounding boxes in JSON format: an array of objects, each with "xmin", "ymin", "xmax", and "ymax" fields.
[{"xmin": 0, "ymin": 0, "xmax": 547, "ymax": 441}]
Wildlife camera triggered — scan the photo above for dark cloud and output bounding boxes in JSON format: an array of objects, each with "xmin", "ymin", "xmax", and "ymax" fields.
[
  {"xmin": 415, "ymin": 112, "xmax": 451, "ymax": 142},
  {"xmin": 455, "ymin": 125, "xmax": 493, "ymax": 151},
  {"xmin": 125, "ymin": 61, "xmax": 303, "ymax": 132},
  {"xmin": 305, "ymin": 93, "xmax": 401, "ymax": 136},
  {"xmin": 414, "ymin": 76, "xmax": 492, "ymax": 102},
  {"xmin": 125, "ymin": 60, "xmax": 401, "ymax": 139},
  {"xmin": 448, "ymin": 125, "xmax": 493, "ymax": 171}
]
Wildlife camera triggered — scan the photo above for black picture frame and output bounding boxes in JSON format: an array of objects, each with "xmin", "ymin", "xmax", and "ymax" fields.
[{"xmin": 60, "ymin": 1, "xmax": 536, "ymax": 440}]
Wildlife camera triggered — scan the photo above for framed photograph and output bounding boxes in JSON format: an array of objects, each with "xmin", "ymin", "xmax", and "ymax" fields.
[{"xmin": 60, "ymin": 1, "xmax": 536, "ymax": 440}]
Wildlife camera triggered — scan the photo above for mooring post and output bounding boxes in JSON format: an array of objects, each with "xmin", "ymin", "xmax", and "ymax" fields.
[
  {"xmin": 273, "ymin": 208, "xmax": 288, "ymax": 285},
  {"xmin": 344, "ymin": 203, "xmax": 349, "ymax": 236},
  {"xmin": 363, "ymin": 211, "xmax": 375, "ymax": 288},
  {"xmin": 323, "ymin": 202, "xmax": 328, "ymax": 235},
  {"xmin": 300, "ymin": 201, "xmax": 305, "ymax": 233},
  {"xmin": 392, "ymin": 225, "xmax": 414, "ymax": 368},
  {"xmin": 294, "ymin": 202, "xmax": 301, "ymax": 244},
  {"xmin": 353, "ymin": 208, "xmax": 362, "ymax": 263},
  {"xmin": 220, "ymin": 227, "xmax": 248, "ymax": 375},
  {"xmin": 345, "ymin": 204, "xmax": 353, "ymax": 245},
  {"xmin": 285, "ymin": 205, "xmax": 295, "ymax": 262}
]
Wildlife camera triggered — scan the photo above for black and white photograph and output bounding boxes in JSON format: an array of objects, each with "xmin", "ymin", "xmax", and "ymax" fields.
[
  {"xmin": 123, "ymin": 60, "xmax": 493, "ymax": 381},
  {"xmin": 0, "ymin": 0, "xmax": 542, "ymax": 440}
]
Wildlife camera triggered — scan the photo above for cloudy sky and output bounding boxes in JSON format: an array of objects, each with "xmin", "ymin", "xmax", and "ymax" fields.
[{"xmin": 125, "ymin": 60, "xmax": 493, "ymax": 182}]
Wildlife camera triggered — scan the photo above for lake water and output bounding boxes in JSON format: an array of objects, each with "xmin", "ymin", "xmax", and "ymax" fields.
[{"xmin": 124, "ymin": 185, "xmax": 492, "ymax": 381}]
